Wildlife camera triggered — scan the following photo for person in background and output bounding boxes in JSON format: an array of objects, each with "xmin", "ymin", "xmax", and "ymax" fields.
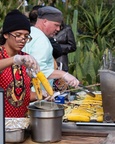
[
  {"xmin": 29, "ymin": 5, "xmax": 62, "ymax": 60},
  {"xmin": 22, "ymin": 6, "xmax": 79, "ymax": 94},
  {"xmin": 54, "ymin": 21, "xmax": 77, "ymax": 72},
  {"xmin": 0, "ymin": 9, "xmax": 40, "ymax": 117},
  {"xmin": 29, "ymin": 5, "xmax": 43, "ymax": 26}
]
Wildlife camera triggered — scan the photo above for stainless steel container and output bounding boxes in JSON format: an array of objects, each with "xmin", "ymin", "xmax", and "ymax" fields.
[
  {"xmin": 28, "ymin": 101, "xmax": 64, "ymax": 143},
  {"xmin": 5, "ymin": 129, "xmax": 29, "ymax": 143},
  {"xmin": 5, "ymin": 118, "xmax": 30, "ymax": 143},
  {"xmin": 99, "ymin": 69, "xmax": 115, "ymax": 121}
]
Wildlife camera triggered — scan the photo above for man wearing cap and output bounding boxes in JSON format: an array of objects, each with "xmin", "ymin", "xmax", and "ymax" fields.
[{"xmin": 22, "ymin": 6, "xmax": 79, "ymax": 93}]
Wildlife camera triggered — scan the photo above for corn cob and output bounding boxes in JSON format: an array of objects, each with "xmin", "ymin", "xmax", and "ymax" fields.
[
  {"xmin": 96, "ymin": 107, "xmax": 104, "ymax": 115},
  {"xmin": 82, "ymin": 100, "xmax": 102, "ymax": 105},
  {"xmin": 97, "ymin": 115, "xmax": 103, "ymax": 122},
  {"xmin": 32, "ymin": 78, "xmax": 42, "ymax": 100},
  {"xmin": 67, "ymin": 113, "xmax": 90, "ymax": 122},
  {"xmin": 84, "ymin": 94, "xmax": 102, "ymax": 101},
  {"xmin": 90, "ymin": 114, "xmax": 103, "ymax": 122},
  {"xmin": 36, "ymin": 71, "xmax": 54, "ymax": 96},
  {"xmin": 71, "ymin": 109, "xmax": 92, "ymax": 117}
]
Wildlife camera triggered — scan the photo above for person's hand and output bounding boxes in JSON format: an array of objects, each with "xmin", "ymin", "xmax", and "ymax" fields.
[
  {"xmin": 42, "ymin": 90, "xmax": 52, "ymax": 101},
  {"xmin": 62, "ymin": 72, "xmax": 79, "ymax": 88},
  {"xmin": 42, "ymin": 90, "xmax": 48, "ymax": 98},
  {"xmin": 44, "ymin": 91, "xmax": 60, "ymax": 101},
  {"xmin": 13, "ymin": 55, "xmax": 40, "ymax": 73}
]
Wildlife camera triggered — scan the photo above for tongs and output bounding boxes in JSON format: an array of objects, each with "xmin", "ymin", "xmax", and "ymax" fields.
[
  {"xmin": 78, "ymin": 84, "xmax": 95, "ymax": 97},
  {"xmin": 60, "ymin": 84, "xmax": 95, "ymax": 97},
  {"xmin": 34, "ymin": 101, "xmax": 59, "ymax": 110}
]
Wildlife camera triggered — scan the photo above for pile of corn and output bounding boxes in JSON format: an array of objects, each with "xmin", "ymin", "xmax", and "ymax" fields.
[{"xmin": 63, "ymin": 92, "xmax": 104, "ymax": 122}]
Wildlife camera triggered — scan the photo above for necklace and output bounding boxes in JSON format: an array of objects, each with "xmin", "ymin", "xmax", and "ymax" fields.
[{"xmin": 0, "ymin": 46, "xmax": 26, "ymax": 107}]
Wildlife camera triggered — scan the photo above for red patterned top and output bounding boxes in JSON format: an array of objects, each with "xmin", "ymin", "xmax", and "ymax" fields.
[{"xmin": 0, "ymin": 47, "xmax": 31, "ymax": 117}]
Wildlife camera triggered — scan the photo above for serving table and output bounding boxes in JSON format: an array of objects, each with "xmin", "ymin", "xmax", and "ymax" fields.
[{"xmin": 9, "ymin": 122, "xmax": 115, "ymax": 144}]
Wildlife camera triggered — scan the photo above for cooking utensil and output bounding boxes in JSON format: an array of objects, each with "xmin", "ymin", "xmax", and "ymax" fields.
[
  {"xmin": 99, "ymin": 69, "xmax": 115, "ymax": 122},
  {"xmin": 78, "ymin": 84, "xmax": 95, "ymax": 97},
  {"xmin": 59, "ymin": 84, "xmax": 95, "ymax": 97},
  {"xmin": 28, "ymin": 103, "xmax": 64, "ymax": 143},
  {"xmin": 34, "ymin": 101, "xmax": 59, "ymax": 110}
]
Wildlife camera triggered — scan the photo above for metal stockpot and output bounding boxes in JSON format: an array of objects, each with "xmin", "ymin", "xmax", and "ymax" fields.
[
  {"xmin": 99, "ymin": 69, "xmax": 115, "ymax": 122},
  {"xmin": 28, "ymin": 101, "xmax": 64, "ymax": 143}
]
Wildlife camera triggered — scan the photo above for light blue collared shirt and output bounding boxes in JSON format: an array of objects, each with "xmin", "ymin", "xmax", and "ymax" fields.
[{"xmin": 22, "ymin": 26, "xmax": 54, "ymax": 91}]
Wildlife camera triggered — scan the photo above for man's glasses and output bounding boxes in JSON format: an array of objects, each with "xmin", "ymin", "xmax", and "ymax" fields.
[{"xmin": 8, "ymin": 32, "xmax": 32, "ymax": 43}]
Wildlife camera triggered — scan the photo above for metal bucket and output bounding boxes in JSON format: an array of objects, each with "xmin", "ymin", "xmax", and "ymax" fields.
[
  {"xmin": 99, "ymin": 69, "xmax": 115, "ymax": 122},
  {"xmin": 28, "ymin": 101, "xmax": 64, "ymax": 143}
]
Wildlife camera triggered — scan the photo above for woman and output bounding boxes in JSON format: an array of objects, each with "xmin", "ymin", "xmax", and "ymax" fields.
[{"xmin": 0, "ymin": 9, "xmax": 40, "ymax": 117}]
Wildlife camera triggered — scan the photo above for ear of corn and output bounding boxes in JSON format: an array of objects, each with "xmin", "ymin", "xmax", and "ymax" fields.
[
  {"xmin": 90, "ymin": 114, "xmax": 103, "ymax": 122},
  {"xmin": 32, "ymin": 78, "xmax": 42, "ymax": 100},
  {"xmin": 71, "ymin": 109, "xmax": 92, "ymax": 117},
  {"xmin": 63, "ymin": 93, "xmax": 104, "ymax": 122},
  {"xmin": 67, "ymin": 113, "xmax": 90, "ymax": 122},
  {"xmin": 97, "ymin": 115, "xmax": 103, "ymax": 122},
  {"xmin": 36, "ymin": 71, "xmax": 54, "ymax": 96},
  {"xmin": 82, "ymin": 100, "xmax": 102, "ymax": 105}
]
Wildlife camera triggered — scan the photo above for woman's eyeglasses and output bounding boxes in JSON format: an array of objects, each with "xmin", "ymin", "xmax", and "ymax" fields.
[{"xmin": 8, "ymin": 32, "xmax": 32, "ymax": 43}]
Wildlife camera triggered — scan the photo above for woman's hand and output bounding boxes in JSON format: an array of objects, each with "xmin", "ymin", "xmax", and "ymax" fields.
[{"xmin": 13, "ymin": 54, "xmax": 40, "ymax": 73}]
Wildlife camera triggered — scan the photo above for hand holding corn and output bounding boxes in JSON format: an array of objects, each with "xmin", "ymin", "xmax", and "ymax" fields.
[
  {"xmin": 32, "ymin": 71, "xmax": 54, "ymax": 100},
  {"xmin": 13, "ymin": 55, "xmax": 40, "ymax": 73}
]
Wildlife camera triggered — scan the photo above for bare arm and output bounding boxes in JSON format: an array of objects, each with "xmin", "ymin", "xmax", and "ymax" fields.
[
  {"xmin": 0, "ymin": 57, "xmax": 14, "ymax": 71},
  {"xmin": 48, "ymin": 69, "xmax": 79, "ymax": 88},
  {"xmin": 48, "ymin": 69, "xmax": 66, "ymax": 79},
  {"xmin": 30, "ymin": 91, "xmax": 38, "ymax": 102},
  {"xmin": 0, "ymin": 55, "xmax": 40, "ymax": 73}
]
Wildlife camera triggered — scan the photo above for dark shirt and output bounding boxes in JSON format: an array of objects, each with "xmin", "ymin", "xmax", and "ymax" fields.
[{"xmin": 49, "ymin": 37, "xmax": 62, "ymax": 59}]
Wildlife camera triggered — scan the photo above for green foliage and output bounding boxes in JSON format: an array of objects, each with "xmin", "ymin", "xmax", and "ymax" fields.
[
  {"xmin": 69, "ymin": 1, "xmax": 115, "ymax": 86},
  {"xmin": 1, "ymin": 0, "xmax": 115, "ymax": 87},
  {"xmin": 71, "ymin": 10, "xmax": 78, "ymax": 42},
  {"xmin": 78, "ymin": 2, "xmax": 115, "ymax": 50},
  {"xmin": 0, "ymin": 0, "xmax": 18, "ymax": 28},
  {"xmin": 0, "ymin": 0, "xmax": 31, "ymax": 29}
]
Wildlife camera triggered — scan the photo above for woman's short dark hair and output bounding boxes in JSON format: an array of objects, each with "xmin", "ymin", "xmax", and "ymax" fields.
[{"xmin": 29, "ymin": 5, "xmax": 44, "ymax": 26}]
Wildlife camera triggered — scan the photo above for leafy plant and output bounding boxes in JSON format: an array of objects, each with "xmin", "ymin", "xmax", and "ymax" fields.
[
  {"xmin": 0, "ymin": 0, "xmax": 17, "ymax": 28},
  {"xmin": 68, "ymin": 1, "xmax": 115, "ymax": 87},
  {"xmin": 1, "ymin": 0, "xmax": 115, "ymax": 88}
]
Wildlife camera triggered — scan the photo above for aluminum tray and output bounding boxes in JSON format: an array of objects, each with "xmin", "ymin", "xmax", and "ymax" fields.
[
  {"xmin": 5, "ymin": 118, "xmax": 30, "ymax": 143},
  {"xmin": 5, "ymin": 128, "xmax": 30, "ymax": 143}
]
